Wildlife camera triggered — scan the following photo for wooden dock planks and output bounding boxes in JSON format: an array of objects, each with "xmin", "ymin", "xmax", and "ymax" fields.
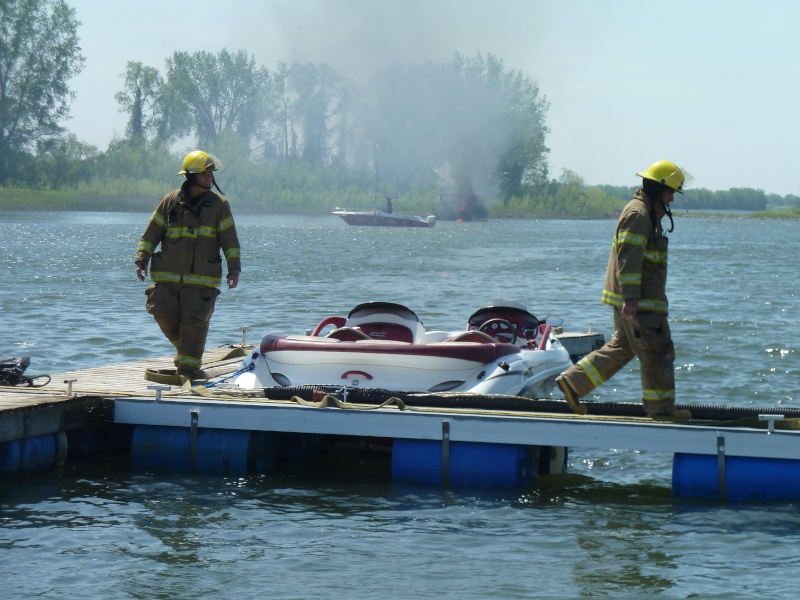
[{"xmin": 0, "ymin": 346, "xmax": 249, "ymax": 443}]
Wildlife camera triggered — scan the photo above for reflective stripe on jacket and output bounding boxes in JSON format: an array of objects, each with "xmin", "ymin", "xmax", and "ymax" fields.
[
  {"xmin": 135, "ymin": 184, "xmax": 241, "ymax": 288},
  {"xmin": 601, "ymin": 189, "xmax": 668, "ymax": 313}
]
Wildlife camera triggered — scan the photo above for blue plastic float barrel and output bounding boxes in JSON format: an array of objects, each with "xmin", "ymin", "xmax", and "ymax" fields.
[
  {"xmin": 0, "ymin": 432, "xmax": 68, "ymax": 476},
  {"xmin": 131, "ymin": 425, "xmax": 279, "ymax": 474},
  {"xmin": 672, "ymin": 453, "xmax": 800, "ymax": 501},
  {"xmin": 280, "ymin": 432, "xmax": 326, "ymax": 465},
  {"xmin": 66, "ymin": 427, "xmax": 123, "ymax": 462},
  {"xmin": 391, "ymin": 439, "xmax": 534, "ymax": 487}
]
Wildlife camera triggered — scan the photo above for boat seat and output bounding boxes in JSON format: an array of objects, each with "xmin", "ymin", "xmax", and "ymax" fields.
[
  {"xmin": 325, "ymin": 327, "xmax": 373, "ymax": 341},
  {"xmin": 444, "ymin": 331, "xmax": 498, "ymax": 344},
  {"xmin": 344, "ymin": 302, "xmax": 428, "ymax": 344},
  {"xmin": 354, "ymin": 322, "xmax": 414, "ymax": 343}
]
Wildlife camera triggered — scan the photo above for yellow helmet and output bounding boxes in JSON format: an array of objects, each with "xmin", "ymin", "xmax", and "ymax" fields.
[
  {"xmin": 636, "ymin": 160, "xmax": 693, "ymax": 194},
  {"xmin": 178, "ymin": 150, "xmax": 223, "ymax": 175}
]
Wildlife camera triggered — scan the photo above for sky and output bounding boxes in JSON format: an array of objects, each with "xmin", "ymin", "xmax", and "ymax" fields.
[{"xmin": 65, "ymin": 0, "xmax": 800, "ymax": 196}]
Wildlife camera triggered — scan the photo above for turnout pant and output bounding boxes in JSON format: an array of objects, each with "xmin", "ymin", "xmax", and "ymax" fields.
[
  {"xmin": 145, "ymin": 282, "xmax": 220, "ymax": 375},
  {"xmin": 560, "ymin": 308, "xmax": 676, "ymax": 416}
]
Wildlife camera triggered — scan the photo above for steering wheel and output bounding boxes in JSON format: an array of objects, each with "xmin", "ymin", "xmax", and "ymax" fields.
[{"xmin": 478, "ymin": 318, "xmax": 517, "ymax": 344}]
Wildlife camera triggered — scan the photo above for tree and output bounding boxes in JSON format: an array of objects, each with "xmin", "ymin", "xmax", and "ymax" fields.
[
  {"xmin": 290, "ymin": 62, "xmax": 341, "ymax": 166},
  {"xmin": 163, "ymin": 49, "xmax": 270, "ymax": 148},
  {"xmin": 114, "ymin": 61, "xmax": 170, "ymax": 145},
  {"xmin": 458, "ymin": 53, "xmax": 550, "ymax": 197},
  {"xmin": 35, "ymin": 133, "xmax": 98, "ymax": 187},
  {"xmin": 0, "ymin": 0, "xmax": 84, "ymax": 184},
  {"xmin": 263, "ymin": 61, "xmax": 295, "ymax": 162}
]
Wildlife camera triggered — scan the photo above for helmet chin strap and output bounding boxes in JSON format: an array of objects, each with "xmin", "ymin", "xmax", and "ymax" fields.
[
  {"xmin": 189, "ymin": 172, "xmax": 224, "ymax": 195},
  {"xmin": 211, "ymin": 175, "xmax": 225, "ymax": 195},
  {"xmin": 643, "ymin": 178, "xmax": 675, "ymax": 236},
  {"xmin": 663, "ymin": 202, "xmax": 675, "ymax": 233}
]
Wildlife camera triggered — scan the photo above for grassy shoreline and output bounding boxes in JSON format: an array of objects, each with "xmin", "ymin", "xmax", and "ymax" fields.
[{"xmin": 2, "ymin": 188, "xmax": 798, "ymax": 219}]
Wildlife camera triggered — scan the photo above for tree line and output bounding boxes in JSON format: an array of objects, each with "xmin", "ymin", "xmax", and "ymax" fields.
[
  {"xmin": 596, "ymin": 185, "xmax": 799, "ymax": 213},
  {"xmin": 1, "ymin": 0, "xmax": 797, "ymax": 218}
]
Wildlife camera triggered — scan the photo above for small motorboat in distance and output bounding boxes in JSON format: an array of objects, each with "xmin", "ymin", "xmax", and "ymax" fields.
[
  {"xmin": 234, "ymin": 300, "xmax": 572, "ymax": 398},
  {"xmin": 333, "ymin": 194, "xmax": 436, "ymax": 227},
  {"xmin": 332, "ymin": 209, "xmax": 436, "ymax": 228}
]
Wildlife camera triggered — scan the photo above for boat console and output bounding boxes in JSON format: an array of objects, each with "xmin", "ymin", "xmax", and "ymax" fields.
[{"xmin": 467, "ymin": 300, "xmax": 542, "ymax": 345}]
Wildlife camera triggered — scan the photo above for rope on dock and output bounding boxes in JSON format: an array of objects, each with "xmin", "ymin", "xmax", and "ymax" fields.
[{"xmin": 143, "ymin": 346, "xmax": 250, "ymax": 385}]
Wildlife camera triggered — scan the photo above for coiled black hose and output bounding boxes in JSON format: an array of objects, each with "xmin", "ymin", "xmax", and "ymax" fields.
[{"xmin": 260, "ymin": 385, "xmax": 800, "ymax": 422}]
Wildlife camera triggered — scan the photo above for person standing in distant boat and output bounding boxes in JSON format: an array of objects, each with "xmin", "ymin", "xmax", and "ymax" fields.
[
  {"xmin": 556, "ymin": 160, "xmax": 693, "ymax": 420},
  {"xmin": 134, "ymin": 151, "xmax": 241, "ymax": 383},
  {"xmin": 385, "ymin": 196, "xmax": 393, "ymax": 214}
]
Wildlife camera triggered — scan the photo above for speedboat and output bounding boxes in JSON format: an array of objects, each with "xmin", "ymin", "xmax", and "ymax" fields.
[
  {"xmin": 233, "ymin": 301, "xmax": 573, "ymax": 397},
  {"xmin": 332, "ymin": 208, "xmax": 436, "ymax": 228}
]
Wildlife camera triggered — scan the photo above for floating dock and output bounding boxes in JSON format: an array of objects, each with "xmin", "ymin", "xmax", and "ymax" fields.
[{"xmin": 3, "ymin": 341, "xmax": 800, "ymax": 502}]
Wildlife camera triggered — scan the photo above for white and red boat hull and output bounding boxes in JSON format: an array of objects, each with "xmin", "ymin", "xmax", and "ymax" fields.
[{"xmin": 234, "ymin": 301, "xmax": 573, "ymax": 397}]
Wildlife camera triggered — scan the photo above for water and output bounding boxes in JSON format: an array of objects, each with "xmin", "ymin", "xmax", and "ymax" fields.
[{"xmin": 1, "ymin": 211, "xmax": 800, "ymax": 598}]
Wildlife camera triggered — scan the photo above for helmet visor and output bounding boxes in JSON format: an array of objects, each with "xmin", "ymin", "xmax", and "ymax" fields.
[{"xmin": 676, "ymin": 168, "xmax": 694, "ymax": 193}]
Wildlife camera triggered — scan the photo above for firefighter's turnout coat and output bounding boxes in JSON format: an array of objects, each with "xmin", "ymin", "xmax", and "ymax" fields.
[
  {"xmin": 559, "ymin": 188, "xmax": 677, "ymax": 416},
  {"xmin": 135, "ymin": 185, "xmax": 241, "ymax": 285},
  {"xmin": 135, "ymin": 184, "xmax": 241, "ymax": 375},
  {"xmin": 601, "ymin": 188, "xmax": 668, "ymax": 313}
]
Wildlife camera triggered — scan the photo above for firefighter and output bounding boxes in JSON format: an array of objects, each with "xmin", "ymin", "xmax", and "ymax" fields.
[
  {"xmin": 135, "ymin": 150, "xmax": 241, "ymax": 382},
  {"xmin": 556, "ymin": 160, "xmax": 693, "ymax": 420}
]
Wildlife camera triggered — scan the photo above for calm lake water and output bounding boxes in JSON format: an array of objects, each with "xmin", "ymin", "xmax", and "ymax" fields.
[{"xmin": 1, "ymin": 210, "xmax": 799, "ymax": 599}]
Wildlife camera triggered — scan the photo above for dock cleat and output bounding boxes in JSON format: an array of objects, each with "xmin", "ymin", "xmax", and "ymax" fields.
[{"xmin": 556, "ymin": 376, "xmax": 587, "ymax": 416}]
